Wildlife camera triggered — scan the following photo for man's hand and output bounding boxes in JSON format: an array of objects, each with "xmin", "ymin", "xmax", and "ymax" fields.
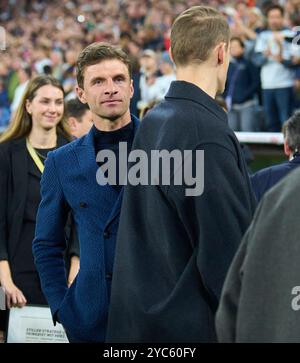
[{"xmin": 68, "ymin": 256, "xmax": 80, "ymax": 287}]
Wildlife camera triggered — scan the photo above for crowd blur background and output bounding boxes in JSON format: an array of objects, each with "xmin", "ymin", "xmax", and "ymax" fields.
[{"xmin": 0, "ymin": 0, "xmax": 300, "ymax": 132}]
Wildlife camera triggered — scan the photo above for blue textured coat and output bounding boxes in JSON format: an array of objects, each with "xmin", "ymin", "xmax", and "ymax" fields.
[
  {"xmin": 251, "ymin": 154, "xmax": 300, "ymax": 202},
  {"xmin": 32, "ymin": 117, "xmax": 139, "ymax": 342}
]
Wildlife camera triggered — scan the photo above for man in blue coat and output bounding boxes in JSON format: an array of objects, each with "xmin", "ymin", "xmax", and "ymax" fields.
[
  {"xmin": 32, "ymin": 43, "xmax": 139, "ymax": 342},
  {"xmin": 251, "ymin": 111, "xmax": 300, "ymax": 202}
]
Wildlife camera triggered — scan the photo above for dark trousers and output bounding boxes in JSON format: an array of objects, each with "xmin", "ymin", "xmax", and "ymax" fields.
[
  {"xmin": 0, "ymin": 310, "xmax": 7, "ymax": 332},
  {"xmin": 263, "ymin": 87, "xmax": 294, "ymax": 131}
]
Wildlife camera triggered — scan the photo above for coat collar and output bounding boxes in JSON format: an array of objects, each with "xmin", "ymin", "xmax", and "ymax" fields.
[
  {"xmin": 74, "ymin": 115, "xmax": 140, "ymax": 228},
  {"xmin": 165, "ymin": 80, "xmax": 228, "ymax": 124},
  {"xmin": 75, "ymin": 116, "xmax": 140, "ymax": 183},
  {"xmin": 79, "ymin": 114, "xmax": 140, "ymax": 147},
  {"xmin": 57, "ymin": 133, "xmax": 70, "ymax": 148}
]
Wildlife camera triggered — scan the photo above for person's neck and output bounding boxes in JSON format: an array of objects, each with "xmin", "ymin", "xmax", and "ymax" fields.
[
  {"xmin": 28, "ymin": 127, "xmax": 57, "ymax": 148},
  {"xmin": 176, "ymin": 65, "xmax": 218, "ymax": 99},
  {"xmin": 93, "ymin": 111, "xmax": 131, "ymax": 132}
]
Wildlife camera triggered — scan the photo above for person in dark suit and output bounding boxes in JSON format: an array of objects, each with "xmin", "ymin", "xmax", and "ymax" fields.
[
  {"xmin": 0, "ymin": 75, "xmax": 77, "ymax": 335},
  {"xmin": 32, "ymin": 43, "xmax": 139, "ymax": 343},
  {"xmin": 216, "ymin": 166, "xmax": 300, "ymax": 342},
  {"xmin": 106, "ymin": 6, "xmax": 256, "ymax": 343},
  {"xmin": 251, "ymin": 111, "xmax": 300, "ymax": 202}
]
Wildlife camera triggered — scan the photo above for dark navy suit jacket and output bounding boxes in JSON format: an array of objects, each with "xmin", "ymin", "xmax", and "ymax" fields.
[
  {"xmin": 106, "ymin": 81, "xmax": 256, "ymax": 342},
  {"xmin": 251, "ymin": 155, "xmax": 300, "ymax": 202},
  {"xmin": 32, "ymin": 116, "xmax": 139, "ymax": 342}
]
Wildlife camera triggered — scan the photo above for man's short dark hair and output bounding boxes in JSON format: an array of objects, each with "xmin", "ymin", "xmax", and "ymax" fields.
[
  {"xmin": 66, "ymin": 98, "xmax": 90, "ymax": 122},
  {"xmin": 282, "ymin": 111, "xmax": 300, "ymax": 153},
  {"xmin": 76, "ymin": 42, "xmax": 132, "ymax": 88},
  {"xmin": 266, "ymin": 4, "xmax": 285, "ymax": 17}
]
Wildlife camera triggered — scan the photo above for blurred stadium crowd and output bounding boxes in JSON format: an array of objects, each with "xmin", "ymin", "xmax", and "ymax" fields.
[{"xmin": 1, "ymin": 0, "xmax": 300, "ymax": 131}]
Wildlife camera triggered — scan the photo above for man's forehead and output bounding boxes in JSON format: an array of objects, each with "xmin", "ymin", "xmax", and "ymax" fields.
[{"xmin": 84, "ymin": 59, "xmax": 129, "ymax": 78}]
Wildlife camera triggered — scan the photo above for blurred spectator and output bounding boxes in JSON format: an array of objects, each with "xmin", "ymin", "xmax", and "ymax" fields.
[
  {"xmin": 0, "ymin": 77, "xmax": 10, "ymax": 128},
  {"xmin": 224, "ymin": 37, "xmax": 260, "ymax": 131},
  {"xmin": 137, "ymin": 49, "xmax": 176, "ymax": 116},
  {"xmin": 10, "ymin": 64, "xmax": 32, "ymax": 114},
  {"xmin": 251, "ymin": 110, "xmax": 300, "ymax": 202},
  {"xmin": 34, "ymin": 46, "xmax": 51, "ymax": 74},
  {"xmin": 138, "ymin": 49, "xmax": 160, "ymax": 112},
  {"xmin": 129, "ymin": 55, "xmax": 142, "ymax": 118},
  {"xmin": 155, "ymin": 50, "xmax": 176, "ymax": 100},
  {"xmin": 0, "ymin": 0, "xmax": 300, "ymax": 133},
  {"xmin": 50, "ymin": 50, "xmax": 64, "ymax": 81},
  {"xmin": 247, "ymin": 7, "xmax": 265, "ymax": 34},
  {"xmin": 65, "ymin": 98, "xmax": 93, "ymax": 139},
  {"xmin": 253, "ymin": 4, "xmax": 299, "ymax": 131},
  {"xmin": 62, "ymin": 50, "xmax": 78, "ymax": 100}
]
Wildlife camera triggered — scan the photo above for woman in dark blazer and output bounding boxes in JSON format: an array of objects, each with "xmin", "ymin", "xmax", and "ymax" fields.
[{"xmin": 0, "ymin": 75, "xmax": 79, "ymax": 335}]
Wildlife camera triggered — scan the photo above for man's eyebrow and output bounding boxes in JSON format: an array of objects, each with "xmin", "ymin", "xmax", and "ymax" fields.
[
  {"xmin": 113, "ymin": 74, "xmax": 126, "ymax": 78},
  {"xmin": 90, "ymin": 76, "xmax": 105, "ymax": 83},
  {"xmin": 90, "ymin": 74, "xmax": 127, "ymax": 83}
]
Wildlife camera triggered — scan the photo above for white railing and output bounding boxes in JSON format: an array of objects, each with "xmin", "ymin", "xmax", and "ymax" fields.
[
  {"xmin": 235, "ymin": 132, "xmax": 284, "ymax": 145},
  {"xmin": 0, "ymin": 128, "xmax": 285, "ymax": 145}
]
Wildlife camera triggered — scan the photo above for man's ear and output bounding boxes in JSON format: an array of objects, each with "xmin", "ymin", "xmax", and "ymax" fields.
[
  {"xmin": 76, "ymin": 85, "xmax": 87, "ymax": 104},
  {"xmin": 67, "ymin": 117, "xmax": 78, "ymax": 131},
  {"xmin": 217, "ymin": 43, "xmax": 226, "ymax": 66},
  {"xmin": 284, "ymin": 138, "xmax": 292, "ymax": 157},
  {"xmin": 129, "ymin": 79, "xmax": 134, "ymax": 99}
]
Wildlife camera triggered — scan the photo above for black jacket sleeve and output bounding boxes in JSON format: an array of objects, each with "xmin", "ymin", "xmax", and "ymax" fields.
[{"xmin": 0, "ymin": 146, "xmax": 9, "ymax": 261}]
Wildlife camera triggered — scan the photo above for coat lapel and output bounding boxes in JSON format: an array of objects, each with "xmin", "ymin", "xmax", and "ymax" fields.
[
  {"xmin": 74, "ymin": 129, "xmax": 119, "ymax": 215},
  {"xmin": 105, "ymin": 116, "xmax": 140, "ymax": 229},
  {"xmin": 75, "ymin": 116, "xmax": 140, "ymax": 229},
  {"xmin": 74, "ymin": 130, "xmax": 100, "ymax": 187}
]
